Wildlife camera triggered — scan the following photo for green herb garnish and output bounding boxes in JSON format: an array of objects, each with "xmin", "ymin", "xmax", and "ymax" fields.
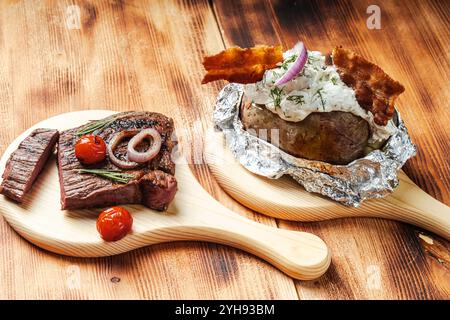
[
  {"xmin": 307, "ymin": 55, "xmax": 321, "ymax": 64},
  {"xmin": 79, "ymin": 169, "xmax": 135, "ymax": 184},
  {"xmin": 315, "ymin": 88, "xmax": 326, "ymax": 110},
  {"xmin": 280, "ymin": 54, "xmax": 297, "ymax": 70},
  {"xmin": 286, "ymin": 95, "xmax": 305, "ymax": 105},
  {"xmin": 331, "ymin": 77, "xmax": 338, "ymax": 85},
  {"xmin": 270, "ymin": 87, "xmax": 283, "ymax": 108},
  {"xmin": 270, "ymin": 71, "xmax": 281, "ymax": 82},
  {"xmin": 76, "ymin": 118, "xmax": 115, "ymax": 136}
]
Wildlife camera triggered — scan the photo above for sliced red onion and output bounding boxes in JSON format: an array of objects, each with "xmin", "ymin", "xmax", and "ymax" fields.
[
  {"xmin": 274, "ymin": 42, "xmax": 308, "ymax": 87},
  {"xmin": 107, "ymin": 130, "xmax": 140, "ymax": 169},
  {"xmin": 127, "ymin": 128, "xmax": 162, "ymax": 163}
]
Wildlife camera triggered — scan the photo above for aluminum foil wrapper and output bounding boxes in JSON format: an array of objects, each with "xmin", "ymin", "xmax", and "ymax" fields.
[{"xmin": 213, "ymin": 83, "xmax": 416, "ymax": 207}]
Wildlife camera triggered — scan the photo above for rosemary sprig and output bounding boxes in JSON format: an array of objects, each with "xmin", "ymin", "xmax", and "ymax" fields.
[
  {"xmin": 76, "ymin": 118, "xmax": 115, "ymax": 136},
  {"xmin": 79, "ymin": 169, "xmax": 135, "ymax": 184},
  {"xmin": 270, "ymin": 87, "xmax": 283, "ymax": 108},
  {"xmin": 286, "ymin": 95, "xmax": 305, "ymax": 105}
]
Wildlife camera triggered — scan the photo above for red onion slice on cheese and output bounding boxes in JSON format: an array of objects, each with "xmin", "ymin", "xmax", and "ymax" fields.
[{"xmin": 274, "ymin": 42, "xmax": 308, "ymax": 87}]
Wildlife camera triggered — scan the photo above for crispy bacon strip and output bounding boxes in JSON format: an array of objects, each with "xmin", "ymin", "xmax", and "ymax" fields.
[
  {"xmin": 332, "ymin": 46, "xmax": 405, "ymax": 126},
  {"xmin": 202, "ymin": 45, "xmax": 283, "ymax": 84}
]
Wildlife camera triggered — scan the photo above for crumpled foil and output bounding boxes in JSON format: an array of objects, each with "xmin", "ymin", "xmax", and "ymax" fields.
[{"xmin": 213, "ymin": 83, "xmax": 416, "ymax": 207}]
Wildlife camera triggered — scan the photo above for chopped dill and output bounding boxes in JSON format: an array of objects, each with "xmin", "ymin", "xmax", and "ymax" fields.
[
  {"xmin": 315, "ymin": 88, "xmax": 326, "ymax": 110},
  {"xmin": 331, "ymin": 77, "xmax": 338, "ymax": 85},
  {"xmin": 307, "ymin": 55, "xmax": 321, "ymax": 64},
  {"xmin": 282, "ymin": 111, "xmax": 292, "ymax": 119},
  {"xmin": 286, "ymin": 95, "xmax": 305, "ymax": 105},
  {"xmin": 280, "ymin": 55, "xmax": 297, "ymax": 70},
  {"xmin": 271, "ymin": 70, "xmax": 281, "ymax": 82},
  {"xmin": 270, "ymin": 87, "xmax": 283, "ymax": 108}
]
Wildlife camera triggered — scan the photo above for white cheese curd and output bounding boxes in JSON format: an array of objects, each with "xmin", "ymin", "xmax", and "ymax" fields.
[{"xmin": 244, "ymin": 45, "xmax": 396, "ymax": 142}]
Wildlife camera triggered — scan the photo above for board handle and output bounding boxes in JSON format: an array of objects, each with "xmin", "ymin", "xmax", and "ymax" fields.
[
  {"xmin": 382, "ymin": 171, "xmax": 450, "ymax": 239},
  {"xmin": 175, "ymin": 164, "xmax": 331, "ymax": 280},
  {"xmin": 181, "ymin": 206, "xmax": 331, "ymax": 280},
  {"xmin": 204, "ymin": 132, "xmax": 450, "ymax": 239}
]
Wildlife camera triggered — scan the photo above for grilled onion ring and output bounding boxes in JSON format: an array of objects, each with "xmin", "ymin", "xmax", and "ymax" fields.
[
  {"xmin": 127, "ymin": 128, "xmax": 162, "ymax": 163},
  {"xmin": 107, "ymin": 130, "xmax": 140, "ymax": 169}
]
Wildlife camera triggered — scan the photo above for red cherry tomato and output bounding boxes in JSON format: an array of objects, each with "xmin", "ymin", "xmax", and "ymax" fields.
[
  {"xmin": 96, "ymin": 206, "xmax": 133, "ymax": 242},
  {"xmin": 75, "ymin": 135, "xmax": 106, "ymax": 165}
]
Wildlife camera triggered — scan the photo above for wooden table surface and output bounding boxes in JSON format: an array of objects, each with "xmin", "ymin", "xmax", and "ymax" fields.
[{"xmin": 0, "ymin": 0, "xmax": 448, "ymax": 299}]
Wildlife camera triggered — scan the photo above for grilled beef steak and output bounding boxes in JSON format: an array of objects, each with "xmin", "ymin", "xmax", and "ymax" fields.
[
  {"xmin": 1, "ymin": 128, "xmax": 59, "ymax": 202},
  {"xmin": 57, "ymin": 111, "xmax": 178, "ymax": 211}
]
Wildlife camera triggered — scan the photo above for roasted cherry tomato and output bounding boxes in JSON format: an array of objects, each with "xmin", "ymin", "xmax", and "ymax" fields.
[
  {"xmin": 96, "ymin": 206, "xmax": 133, "ymax": 242},
  {"xmin": 75, "ymin": 135, "xmax": 106, "ymax": 165}
]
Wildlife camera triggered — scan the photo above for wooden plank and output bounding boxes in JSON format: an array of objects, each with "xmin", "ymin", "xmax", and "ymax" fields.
[
  {"xmin": 212, "ymin": 0, "xmax": 449, "ymax": 299},
  {"xmin": 0, "ymin": 0, "xmax": 298, "ymax": 299}
]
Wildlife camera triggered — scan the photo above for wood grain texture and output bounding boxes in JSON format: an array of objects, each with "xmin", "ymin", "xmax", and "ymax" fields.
[
  {"xmin": 205, "ymin": 132, "xmax": 450, "ymax": 239},
  {"xmin": 0, "ymin": 110, "xmax": 331, "ymax": 280},
  {"xmin": 0, "ymin": 0, "xmax": 448, "ymax": 299},
  {"xmin": 211, "ymin": 0, "xmax": 450, "ymax": 299},
  {"xmin": 0, "ymin": 0, "xmax": 298, "ymax": 300}
]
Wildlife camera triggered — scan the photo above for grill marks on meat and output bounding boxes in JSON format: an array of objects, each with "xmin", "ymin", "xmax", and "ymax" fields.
[
  {"xmin": 1, "ymin": 129, "xmax": 59, "ymax": 202},
  {"xmin": 57, "ymin": 112, "xmax": 177, "ymax": 211},
  {"xmin": 332, "ymin": 47, "xmax": 405, "ymax": 126}
]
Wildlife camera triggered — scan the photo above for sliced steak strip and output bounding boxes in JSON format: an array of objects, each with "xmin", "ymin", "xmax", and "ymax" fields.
[
  {"xmin": 1, "ymin": 128, "xmax": 59, "ymax": 202},
  {"xmin": 57, "ymin": 111, "xmax": 178, "ymax": 211}
]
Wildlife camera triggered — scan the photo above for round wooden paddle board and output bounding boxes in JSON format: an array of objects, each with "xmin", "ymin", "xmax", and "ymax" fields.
[
  {"xmin": 205, "ymin": 131, "xmax": 450, "ymax": 240},
  {"xmin": 0, "ymin": 110, "xmax": 331, "ymax": 281}
]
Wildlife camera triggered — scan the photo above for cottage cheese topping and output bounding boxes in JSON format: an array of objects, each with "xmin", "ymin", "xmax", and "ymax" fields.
[{"xmin": 244, "ymin": 45, "xmax": 396, "ymax": 142}]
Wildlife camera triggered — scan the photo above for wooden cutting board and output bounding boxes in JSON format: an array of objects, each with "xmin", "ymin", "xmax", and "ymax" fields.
[
  {"xmin": 0, "ymin": 110, "xmax": 330, "ymax": 281},
  {"xmin": 205, "ymin": 131, "xmax": 450, "ymax": 240}
]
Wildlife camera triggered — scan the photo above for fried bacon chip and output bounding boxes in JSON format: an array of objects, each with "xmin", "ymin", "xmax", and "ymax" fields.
[
  {"xmin": 202, "ymin": 45, "xmax": 283, "ymax": 84},
  {"xmin": 332, "ymin": 46, "xmax": 405, "ymax": 126}
]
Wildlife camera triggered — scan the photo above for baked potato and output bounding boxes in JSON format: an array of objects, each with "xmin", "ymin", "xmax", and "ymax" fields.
[
  {"xmin": 202, "ymin": 44, "xmax": 404, "ymax": 166},
  {"xmin": 240, "ymin": 100, "xmax": 370, "ymax": 165}
]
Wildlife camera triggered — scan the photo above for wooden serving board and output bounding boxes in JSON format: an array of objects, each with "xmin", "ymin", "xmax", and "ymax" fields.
[
  {"xmin": 205, "ymin": 132, "xmax": 450, "ymax": 240},
  {"xmin": 0, "ymin": 110, "xmax": 330, "ymax": 281}
]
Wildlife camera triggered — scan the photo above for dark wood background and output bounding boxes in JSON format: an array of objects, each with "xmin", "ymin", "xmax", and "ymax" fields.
[{"xmin": 0, "ymin": 0, "xmax": 448, "ymax": 299}]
